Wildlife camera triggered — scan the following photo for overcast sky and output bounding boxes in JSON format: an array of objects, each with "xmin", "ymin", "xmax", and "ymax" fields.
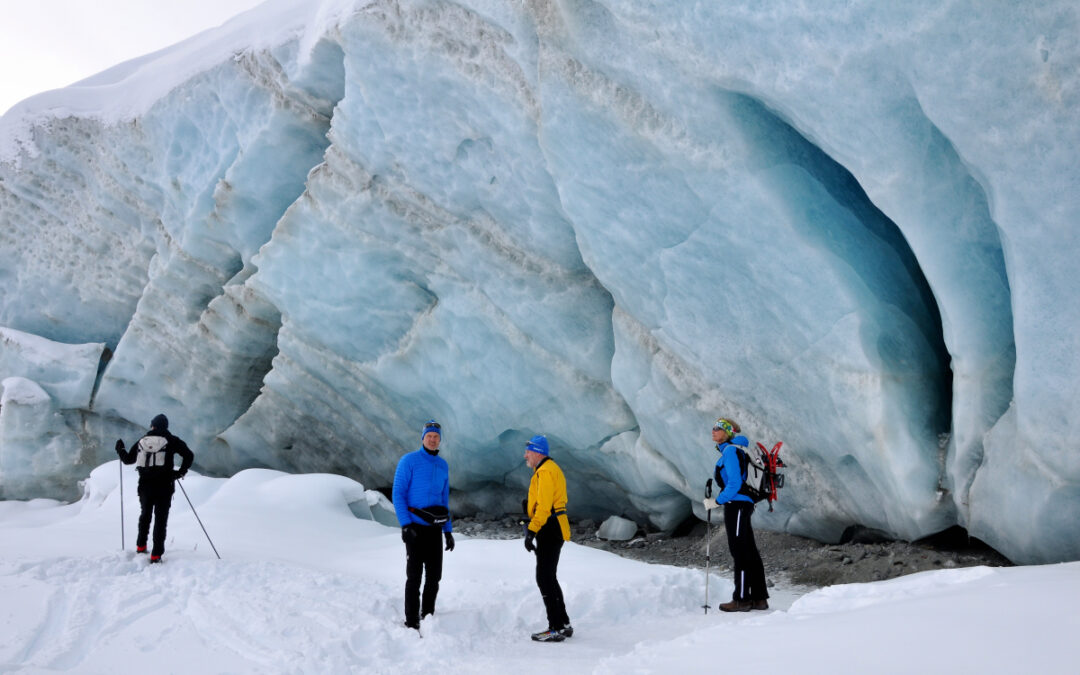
[{"xmin": 0, "ymin": 0, "xmax": 266, "ymax": 115}]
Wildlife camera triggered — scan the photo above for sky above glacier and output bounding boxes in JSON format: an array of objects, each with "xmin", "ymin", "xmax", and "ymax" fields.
[{"xmin": 0, "ymin": 0, "xmax": 262, "ymax": 115}]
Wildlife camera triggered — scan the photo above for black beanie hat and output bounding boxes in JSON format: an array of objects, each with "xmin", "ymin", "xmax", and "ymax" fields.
[{"xmin": 151, "ymin": 414, "xmax": 169, "ymax": 431}]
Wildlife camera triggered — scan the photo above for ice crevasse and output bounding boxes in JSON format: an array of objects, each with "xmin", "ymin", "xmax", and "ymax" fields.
[{"xmin": 0, "ymin": 0, "xmax": 1077, "ymax": 564}]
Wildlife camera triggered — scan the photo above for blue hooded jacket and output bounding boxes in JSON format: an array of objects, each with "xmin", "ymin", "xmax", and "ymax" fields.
[
  {"xmin": 712, "ymin": 435, "xmax": 754, "ymax": 505},
  {"xmin": 392, "ymin": 448, "xmax": 452, "ymax": 532}
]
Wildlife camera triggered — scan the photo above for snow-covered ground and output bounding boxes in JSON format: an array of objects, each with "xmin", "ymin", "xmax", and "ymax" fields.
[{"xmin": 1, "ymin": 465, "xmax": 1077, "ymax": 674}]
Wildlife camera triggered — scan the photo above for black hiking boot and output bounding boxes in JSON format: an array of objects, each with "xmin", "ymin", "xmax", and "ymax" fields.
[{"xmin": 531, "ymin": 628, "xmax": 566, "ymax": 642}]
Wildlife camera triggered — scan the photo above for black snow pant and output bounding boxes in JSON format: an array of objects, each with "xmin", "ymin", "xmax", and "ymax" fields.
[
  {"xmin": 137, "ymin": 478, "xmax": 174, "ymax": 557},
  {"xmin": 724, "ymin": 501, "xmax": 769, "ymax": 602},
  {"xmin": 404, "ymin": 525, "xmax": 444, "ymax": 626},
  {"xmin": 535, "ymin": 520, "xmax": 570, "ymax": 630}
]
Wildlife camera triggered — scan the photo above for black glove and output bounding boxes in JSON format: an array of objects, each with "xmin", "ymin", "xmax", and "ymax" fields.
[
  {"xmin": 401, "ymin": 524, "xmax": 418, "ymax": 545},
  {"xmin": 444, "ymin": 532, "xmax": 455, "ymax": 551},
  {"xmin": 115, "ymin": 439, "xmax": 125, "ymax": 456},
  {"xmin": 524, "ymin": 530, "xmax": 536, "ymax": 553},
  {"xmin": 174, "ymin": 470, "xmax": 186, "ymax": 480}
]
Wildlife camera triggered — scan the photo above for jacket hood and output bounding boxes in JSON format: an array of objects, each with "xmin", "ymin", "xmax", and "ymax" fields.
[{"xmin": 717, "ymin": 434, "xmax": 749, "ymax": 450}]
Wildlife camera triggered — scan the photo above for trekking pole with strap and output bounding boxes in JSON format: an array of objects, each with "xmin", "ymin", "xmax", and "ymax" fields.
[
  {"xmin": 119, "ymin": 459, "xmax": 125, "ymax": 550},
  {"xmin": 703, "ymin": 478, "xmax": 713, "ymax": 614},
  {"xmin": 177, "ymin": 480, "xmax": 221, "ymax": 559}
]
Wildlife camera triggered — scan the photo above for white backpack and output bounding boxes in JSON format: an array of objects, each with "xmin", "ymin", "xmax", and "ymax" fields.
[
  {"xmin": 739, "ymin": 445, "xmax": 770, "ymax": 502},
  {"xmin": 135, "ymin": 436, "xmax": 169, "ymax": 468},
  {"xmin": 740, "ymin": 442, "xmax": 788, "ymax": 511}
]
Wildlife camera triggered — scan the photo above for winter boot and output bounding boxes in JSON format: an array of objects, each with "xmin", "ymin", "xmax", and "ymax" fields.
[
  {"xmin": 718, "ymin": 599, "xmax": 752, "ymax": 612},
  {"xmin": 559, "ymin": 624, "xmax": 574, "ymax": 639},
  {"xmin": 136, "ymin": 545, "xmax": 148, "ymax": 554},
  {"xmin": 149, "ymin": 555, "xmax": 162, "ymax": 564},
  {"xmin": 531, "ymin": 628, "xmax": 566, "ymax": 643},
  {"xmin": 751, "ymin": 599, "xmax": 769, "ymax": 611}
]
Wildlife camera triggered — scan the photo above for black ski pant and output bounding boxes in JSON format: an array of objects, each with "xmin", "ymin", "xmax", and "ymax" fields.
[
  {"xmin": 137, "ymin": 479, "xmax": 174, "ymax": 557},
  {"xmin": 724, "ymin": 501, "xmax": 769, "ymax": 602},
  {"xmin": 404, "ymin": 525, "xmax": 443, "ymax": 626},
  {"xmin": 535, "ymin": 521, "xmax": 570, "ymax": 630}
]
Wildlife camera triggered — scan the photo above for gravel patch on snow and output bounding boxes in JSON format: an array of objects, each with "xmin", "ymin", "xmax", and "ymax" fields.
[{"xmin": 454, "ymin": 514, "xmax": 1012, "ymax": 589}]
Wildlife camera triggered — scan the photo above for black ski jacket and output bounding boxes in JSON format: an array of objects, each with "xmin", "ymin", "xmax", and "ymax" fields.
[{"xmin": 118, "ymin": 429, "xmax": 194, "ymax": 485}]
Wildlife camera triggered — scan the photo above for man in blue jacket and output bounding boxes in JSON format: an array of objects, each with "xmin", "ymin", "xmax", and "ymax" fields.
[
  {"xmin": 393, "ymin": 419, "xmax": 455, "ymax": 630},
  {"xmin": 702, "ymin": 417, "xmax": 769, "ymax": 612}
]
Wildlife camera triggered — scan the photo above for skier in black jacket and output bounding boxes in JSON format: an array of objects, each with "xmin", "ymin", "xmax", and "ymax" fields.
[{"xmin": 116, "ymin": 414, "xmax": 194, "ymax": 563}]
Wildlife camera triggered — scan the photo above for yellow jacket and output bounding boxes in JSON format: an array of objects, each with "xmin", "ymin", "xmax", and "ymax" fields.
[{"xmin": 528, "ymin": 457, "xmax": 571, "ymax": 540}]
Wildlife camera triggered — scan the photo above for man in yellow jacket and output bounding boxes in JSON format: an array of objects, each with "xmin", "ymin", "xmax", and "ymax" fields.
[{"xmin": 523, "ymin": 434, "xmax": 573, "ymax": 642}]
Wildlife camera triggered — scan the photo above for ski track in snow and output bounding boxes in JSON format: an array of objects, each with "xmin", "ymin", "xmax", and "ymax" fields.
[
  {"xmin": 2, "ymin": 553, "xmax": 404, "ymax": 672},
  {"xmin": 1, "ymin": 545, "xmax": 784, "ymax": 673}
]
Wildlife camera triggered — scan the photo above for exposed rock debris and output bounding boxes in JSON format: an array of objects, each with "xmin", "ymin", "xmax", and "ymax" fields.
[{"xmin": 453, "ymin": 515, "xmax": 1012, "ymax": 589}]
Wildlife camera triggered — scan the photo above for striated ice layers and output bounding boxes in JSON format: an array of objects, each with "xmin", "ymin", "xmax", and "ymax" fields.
[{"xmin": 1, "ymin": 1, "xmax": 1077, "ymax": 564}]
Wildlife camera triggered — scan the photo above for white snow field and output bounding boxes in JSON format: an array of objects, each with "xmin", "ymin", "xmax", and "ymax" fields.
[{"xmin": 1, "ymin": 465, "xmax": 1077, "ymax": 674}]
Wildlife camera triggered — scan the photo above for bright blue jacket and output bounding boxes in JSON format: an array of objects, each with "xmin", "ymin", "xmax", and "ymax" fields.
[
  {"xmin": 713, "ymin": 435, "xmax": 754, "ymax": 505},
  {"xmin": 392, "ymin": 448, "xmax": 452, "ymax": 532}
]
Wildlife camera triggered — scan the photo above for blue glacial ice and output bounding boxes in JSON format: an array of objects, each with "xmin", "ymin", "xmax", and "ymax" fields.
[{"xmin": 0, "ymin": 0, "xmax": 1077, "ymax": 563}]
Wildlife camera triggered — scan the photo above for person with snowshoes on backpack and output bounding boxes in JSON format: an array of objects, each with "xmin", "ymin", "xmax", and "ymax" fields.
[
  {"xmin": 393, "ymin": 420, "xmax": 455, "ymax": 631},
  {"xmin": 522, "ymin": 434, "xmax": 573, "ymax": 642},
  {"xmin": 702, "ymin": 418, "xmax": 770, "ymax": 612},
  {"xmin": 115, "ymin": 414, "xmax": 194, "ymax": 564}
]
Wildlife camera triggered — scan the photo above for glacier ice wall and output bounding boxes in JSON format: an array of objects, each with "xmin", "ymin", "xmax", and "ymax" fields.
[
  {"xmin": 0, "ymin": 328, "xmax": 105, "ymax": 498},
  {"xmin": 1, "ymin": 0, "xmax": 1077, "ymax": 563}
]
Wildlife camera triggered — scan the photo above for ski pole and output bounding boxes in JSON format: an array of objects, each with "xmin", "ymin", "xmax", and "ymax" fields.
[
  {"xmin": 119, "ymin": 458, "xmax": 125, "ymax": 550},
  {"xmin": 703, "ymin": 478, "xmax": 712, "ymax": 614},
  {"xmin": 177, "ymin": 480, "xmax": 221, "ymax": 559}
]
